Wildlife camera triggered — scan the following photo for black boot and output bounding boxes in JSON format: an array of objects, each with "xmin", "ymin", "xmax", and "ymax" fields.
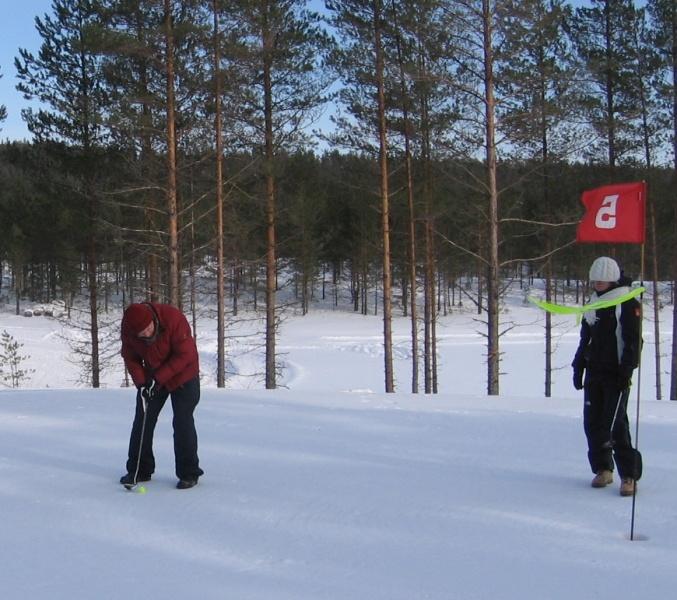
[
  {"xmin": 176, "ymin": 478, "xmax": 198, "ymax": 490},
  {"xmin": 120, "ymin": 472, "xmax": 151, "ymax": 486}
]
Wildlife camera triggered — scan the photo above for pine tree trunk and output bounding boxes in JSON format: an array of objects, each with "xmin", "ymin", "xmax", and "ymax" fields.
[
  {"xmin": 541, "ymin": 84, "xmax": 552, "ymax": 398},
  {"xmin": 80, "ymin": 29, "xmax": 99, "ymax": 387},
  {"xmin": 374, "ymin": 0, "xmax": 394, "ymax": 393},
  {"xmin": 477, "ymin": 227, "xmax": 483, "ymax": 315},
  {"xmin": 138, "ymin": 26, "xmax": 158, "ymax": 303},
  {"xmin": 482, "ymin": 0, "xmax": 499, "ymax": 396},
  {"xmin": 602, "ymin": 0, "xmax": 617, "ymax": 171},
  {"xmin": 391, "ymin": 0, "xmax": 418, "ymax": 393},
  {"xmin": 669, "ymin": 1, "xmax": 677, "ymax": 401},
  {"xmin": 87, "ymin": 223, "xmax": 100, "ymax": 388},
  {"xmin": 420, "ymin": 69, "xmax": 437, "ymax": 394},
  {"xmin": 423, "ymin": 216, "xmax": 436, "ymax": 393},
  {"xmin": 430, "ymin": 220, "xmax": 438, "ymax": 394},
  {"xmin": 189, "ymin": 201, "xmax": 197, "ymax": 340},
  {"xmin": 263, "ymin": 10, "xmax": 277, "ymax": 390},
  {"xmin": 641, "ymin": 131, "xmax": 662, "ymax": 403},
  {"xmin": 629, "ymin": 3, "xmax": 661, "ymax": 400},
  {"xmin": 213, "ymin": 2, "xmax": 226, "ymax": 387},
  {"xmin": 545, "ymin": 265, "xmax": 553, "ymax": 398},
  {"xmin": 164, "ymin": 0, "xmax": 180, "ymax": 307},
  {"xmin": 648, "ymin": 199, "xmax": 661, "ymax": 399}
]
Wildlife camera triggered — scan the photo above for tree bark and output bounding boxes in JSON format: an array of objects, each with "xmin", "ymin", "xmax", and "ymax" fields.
[
  {"xmin": 483, "ymin": 0, "xmax": 500, "ymax": 396},
  {"xmin": 80, "ymin": 32, "xmax": 99, "ymax": 388},
  {"xmin": 86, "ymin": 194, "xmax": 100, "ymax": 388},
  {"xmin": 634, "ymin": 20, "xmax": 662, "ymax": 400},
  {"xmin": 213, "ymin": 1, "xmax": 226, "ymax": 387},
  {"xmin": 165, "ymin": 0, "xmax": 180, "ymax": 307},
  {"xmin": 374, "ymin": 0, "xmax": 394, "ymax": 393},
  {"xmin": 671, "ymin": 1, "xmax": 677, "ymax": 401},
  {"xmin": 603, "ymin": 0, "xmax": 617, "ymax": 170},
  {"xmin": 391, "ymin": 0, "xmax": 418, "ymax": 393},
  {"xmin": 263, "ymin": 5, "xmax": 277, "ymax": 389}
]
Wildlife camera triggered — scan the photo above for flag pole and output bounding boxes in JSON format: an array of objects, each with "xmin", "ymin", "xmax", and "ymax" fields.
[{"xmin": 629, "ymin": 201, "xmax": 646, "ymax": 541}]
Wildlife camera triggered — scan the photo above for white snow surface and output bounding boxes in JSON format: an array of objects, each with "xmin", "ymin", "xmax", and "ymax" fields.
[{"xmin": 1, "ymin": 292, "xmax": 676, "ymax": 599}]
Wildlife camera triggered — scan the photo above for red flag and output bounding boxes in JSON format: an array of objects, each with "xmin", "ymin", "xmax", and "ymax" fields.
[{"xmin": 576, "ymin": 182, "xmax": 646, "ymax": 244}]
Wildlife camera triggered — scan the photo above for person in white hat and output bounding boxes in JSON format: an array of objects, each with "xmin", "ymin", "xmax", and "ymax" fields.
[{"xmin": 571, "ymin": 256, "xmax": 642, "ymax": 496}]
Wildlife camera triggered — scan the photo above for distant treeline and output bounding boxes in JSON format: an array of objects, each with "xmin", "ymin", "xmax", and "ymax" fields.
[{"xmin": 0, "ymin": 141, "xmax": 673, "ymax": 305}]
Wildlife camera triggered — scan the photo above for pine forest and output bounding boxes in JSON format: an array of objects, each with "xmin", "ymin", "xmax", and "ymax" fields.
[{"xmin": 1, "ymin": 0, "xmax": 676, "ymax": 398}]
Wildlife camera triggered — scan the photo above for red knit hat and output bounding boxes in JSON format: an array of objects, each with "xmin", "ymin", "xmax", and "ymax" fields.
[{"xmin": 123, "ymin": 303, "xmax": 154, "ymax": 335}]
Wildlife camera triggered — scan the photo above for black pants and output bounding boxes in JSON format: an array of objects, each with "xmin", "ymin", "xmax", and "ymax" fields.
[
  {"xmin": 126, "ymin": 376, "xmax": 204, "ymax": 481},
  {"xmin": 583, "ymin": 377, "xmax": 642, "ymax": 480}
]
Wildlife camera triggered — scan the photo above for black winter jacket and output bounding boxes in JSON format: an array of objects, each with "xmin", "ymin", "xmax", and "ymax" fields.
[{"xmin": 572, "ymin": 282, "xmax": 641, "ymax": 381}]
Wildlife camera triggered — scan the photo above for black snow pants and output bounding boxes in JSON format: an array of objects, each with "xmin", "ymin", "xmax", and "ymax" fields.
[
  {"xmin": 126, "ymin": 376, "xmax": 204, "ymax": 481},
  {"xmin": 583, "ymin": 376, "xmax": 642, "ymax": 480}
]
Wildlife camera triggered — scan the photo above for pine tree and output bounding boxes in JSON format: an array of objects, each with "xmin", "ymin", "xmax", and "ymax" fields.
[
  {"xmin": 15, "ymin": 0, "xmax": 109, "ymax": 387},
  {"xmin": 100, "ymin": 0, "xmax": 208, "ymax": 306},
  {"xmin": 0, "ymin": 141, "xmax": 84, "ymax": 314},
  {"xmin": 495, "ymin": 0, "xmax": 580, "ymax": 397},
  {"xmin": 439, "ymin": 0, "xmax": 502, "ymax": 395},
  {"xmin": 628, "ymin": 4, "xmax": 665, "ymax": 400},
  {"xmin": 388, "ymin": 0, "xmax": 419, "ymax": 392},
  {"xmin": 0, "ymin": 66, "xmax": 6, "ymax": 128},
  {"xmin": 279, "ymin": 152, "xmax": 327, "ymax": 315},
  {"xmin": 228, "ymin": 0, "xmax": 330, "ymax": 389},
  {"xmin": 212, "ymin": 0, "xmax": 227, "ymax": 386},
  {"xmin": 481, "ymin": 0, "xmax": 500, "ymax": 396},
  {"xmin": 0, "ymin": 330, "xmax": 34, "ymax": 388},
  {"xmin": 649, "ymin": 0, "xmax": 677, "ymax": 400},
  {"xmin": 327, "ymin": 0, "xmax": 397, "ymax": 392},
  {"xmin": 101, "ymin": 0, "xmax": 166, "ymax": 301},
  {"xmin": 571, "ymin": 0, "xmax": 641, "ymax": 169},
  {"xmin": 385, "ymin": 0, "xmax": 442, "ymax": 394}
]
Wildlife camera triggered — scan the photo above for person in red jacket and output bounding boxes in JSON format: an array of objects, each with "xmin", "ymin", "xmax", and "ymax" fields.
[{"xmin": 120, "ymin": 302, "xmax": 204, "ymax": 489}]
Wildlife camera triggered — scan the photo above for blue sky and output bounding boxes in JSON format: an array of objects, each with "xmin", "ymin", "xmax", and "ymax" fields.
[
  {"xmin": 0, "ymin": 0, "xmax": 614, "ymax": 143},
  {"xmin": 0, "ymin": 0, "xmax": 53, "ymax": 141},
  {"xmin": 0, "ymin": 0, "xmax": 329, "ymax": 142}
]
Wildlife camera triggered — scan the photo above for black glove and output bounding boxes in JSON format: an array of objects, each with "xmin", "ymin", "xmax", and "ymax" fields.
[
  {"xmin": 618, "ymin": 367, "xmax": 633, "ymax": 391},
  {"xmin": 573, "ymin": 368, "xmax": 584, "ymax": 390},
  {"xmin": 571, "ymin": 354, "xmax": 586, "ymax": 391}
]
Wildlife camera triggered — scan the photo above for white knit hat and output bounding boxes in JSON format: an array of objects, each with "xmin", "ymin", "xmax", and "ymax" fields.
[{"xmin": 589, "ymin": 256, "xmax": 620, "ymax": 282}]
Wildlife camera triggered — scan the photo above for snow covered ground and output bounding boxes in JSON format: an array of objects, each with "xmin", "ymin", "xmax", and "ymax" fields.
[{"xmin": 1, "ymin": 286, "xmax": 676, "ymax": 599}]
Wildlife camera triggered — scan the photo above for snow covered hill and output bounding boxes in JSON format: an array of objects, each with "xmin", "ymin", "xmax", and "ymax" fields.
[
  {"xmin": 1, "ymin": 284, "xmax": 676, "ymax": 599},
  {"xmin": 1, "ymin": 294, "xmax": 672, "ymax": 399},
  {"xmin": 1, "ymin": 388, "xmax": 677, "ymax": 600}
]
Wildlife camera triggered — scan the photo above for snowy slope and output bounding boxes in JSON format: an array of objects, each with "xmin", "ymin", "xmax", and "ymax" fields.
[
  {"xmin": 1, "ymin": 389, "xmax": 676, "ymax": 600},
  {"xmin": 1, "ymin": 295, "xmax": 671, "ymax": 399},
  {"xmin": 1, "ymin": 290, "xmax": 676, "ymax": 599}
]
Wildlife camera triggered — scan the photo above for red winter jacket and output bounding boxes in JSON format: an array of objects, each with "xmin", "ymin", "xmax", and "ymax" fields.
[{"xmin": 121, "ymin": 303, "xmax": 199, "ymax": 392}]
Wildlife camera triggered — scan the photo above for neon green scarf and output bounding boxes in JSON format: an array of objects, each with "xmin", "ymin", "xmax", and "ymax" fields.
[{"xmin": 528, "ymin": 286, "xmax": 644, "ymax": 319}]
